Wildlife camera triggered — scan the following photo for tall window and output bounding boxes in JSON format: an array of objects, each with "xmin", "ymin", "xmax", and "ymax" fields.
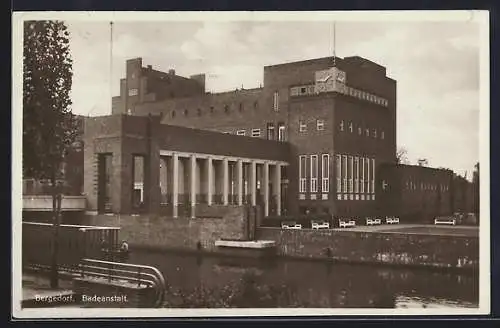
[
  {"xmin": 336, "ymin": 155, "xmax": 341, "ymax": 193},
  {"xmin": 267, "ymin": 123, "xmax": 275, "ymax": 140},
  {"xmin": 349, "ymin": 156, "xmax": 353, "ymax": 193},
  {"xmin": 381, "ymin": 131, "xmax": 385, "ymax": 140},
  {"xmin": 278, "ymin": 123, "xmax": 286, "ymax": 141},
  {"xmin": 236, "ymin": 130, "xmax": 246, "ymax": 136},
  {"xmin": 373, "ymin": 129, "xmax": 377, "ymax": 138},
  {"xmin": 354, "ymin": 157, "xmax": 359, "ymax": 193},
  {"xmin": 273, "ymin": 91, "xmax": 279, "ymax": 111},
  {"xmin": 299, "ymin": 120, "xmax": 307, "ymax": 133},
  {"xmin": 358, "ymin": 127, "xmax": 362, "ymax": 135},
  {"xmin": 360, "ymin": 157, "xmax": 365, "ymax": 194},
  {"xmin": 310, "ymin": 155, "xmax": 318, "ymax": 193},
  {"xmin": 342, "ymin": 155, "xmax": 348, "ymax": 193},
  {"xmin": 349, "ymin": 122, "xmax": 353, "ymax": 133},
  {"xmin": 317, "ymin": 119, "xmax": 325, "ymax": 131},
  {"xmin": 339, "ymin": 120, "xmax": 344, "ymax": 132},
  {"xmin": 366, "ymin": 157, "xmax": 371, "ymax": 194},
  {"xmin": 372, "ymin": 158, "xmax": 375, "ymax": 194},
  {"xmin": 251, "ymin": 129, "xmax": 261, "ymax": 137},
  {"xmin": 321, "ymin": 154, "xmax": 330, "ymax": 193},
  {"xmin": 299, "ymin": 155, "xmax": 307, "ymax": 193}
]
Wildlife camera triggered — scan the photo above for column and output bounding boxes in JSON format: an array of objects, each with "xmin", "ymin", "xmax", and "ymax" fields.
[
  {"xmin": 207, "ymin": 157, "xmax": 213, "ymax": 206},
  {"xmin": 237, "ymin": 159, "xmax": 243, "ymax": 206},
  {"xmin": 250, "ymin": 161, "xmax": 257, "ymax": 206},
  {"xmin": 190, "ymin": 155, "xmax": 196, "ymax": 218},
  {"xmin": 274, "ymin": 164, "xmax": 282, "ymax": 216},
  {"xmin": 264, "ymin": 162, "xmax": 269, "ymax": 217},
  {"xmin": 172, "ymin": 153, "xmax": 179, "ymax": 218},
  {"xmin": 223, "ymin": 158, "xmax": 229, "ymax": 205}
]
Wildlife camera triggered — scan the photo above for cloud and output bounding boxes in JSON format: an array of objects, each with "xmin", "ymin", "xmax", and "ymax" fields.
[{"xmin": 65, "ymin": 19, "xmax": 481, "ymax": 175}]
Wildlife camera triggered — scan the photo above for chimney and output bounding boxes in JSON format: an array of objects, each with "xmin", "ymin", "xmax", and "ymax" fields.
[{"xmin": 168, "ymin": 69, "xmax": 176, "ymax": 75}]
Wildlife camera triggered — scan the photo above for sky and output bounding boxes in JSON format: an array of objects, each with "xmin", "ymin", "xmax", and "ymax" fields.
[{"xmin": 63, "ymin": 13, "xmax": 483, "ymax": 178}]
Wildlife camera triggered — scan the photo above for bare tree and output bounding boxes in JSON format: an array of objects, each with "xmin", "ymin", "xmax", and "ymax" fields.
[{"xmin": 396, "ymin": 147, "xmax": 409, "ymax": 164}]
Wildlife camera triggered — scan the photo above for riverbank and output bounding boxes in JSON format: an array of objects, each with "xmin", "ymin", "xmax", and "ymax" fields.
[{"xmin": 79, "ymin": 213, "xmax": 479, "ymax": 272}]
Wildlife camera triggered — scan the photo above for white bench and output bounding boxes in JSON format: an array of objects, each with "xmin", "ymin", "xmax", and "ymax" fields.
[
  {"xmin": 311, "ymin": 221, "xmax": 330, "ymax": 230},
  {"xmin": 366, "ymin": 218, "xmax": 382, "ymax": 226},
  {"xmin": 282, "ymin": 223, "xmax": 302, "ymax": 229},
  {"xmin": 339, "ymin": 219, "xmax": 356, "ymax": 228},
  {"xmin": 386, "ymin": 217, "xmax": 400, "ymax": 224},
  {"xmin": 434, "ymin": 217, "xmax": 456, "ymax": 226}
]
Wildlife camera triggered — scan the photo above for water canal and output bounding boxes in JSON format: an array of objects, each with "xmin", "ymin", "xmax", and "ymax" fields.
[{"xmin": 128, "ymin": 250, "xmax": 479, "ymax": 309}]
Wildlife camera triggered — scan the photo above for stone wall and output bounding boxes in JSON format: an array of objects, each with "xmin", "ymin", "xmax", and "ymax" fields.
[
  {"xmin": 80, "ymin": 205, "xmax": 251, "ymax": 252},
  {"xmin": 256, "ymin": 228, "xmax": 479, "ymax": 271}
]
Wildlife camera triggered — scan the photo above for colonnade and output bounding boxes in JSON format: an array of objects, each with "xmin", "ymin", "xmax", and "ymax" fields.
[{"xmin": 158, "ymin": 150, "xmax": 286, "ymax": 218}]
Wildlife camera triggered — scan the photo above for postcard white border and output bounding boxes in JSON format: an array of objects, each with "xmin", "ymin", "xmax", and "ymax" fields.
[{"xmin": 11, "ymin": 10, "xmax": 490, "ymax": 319}]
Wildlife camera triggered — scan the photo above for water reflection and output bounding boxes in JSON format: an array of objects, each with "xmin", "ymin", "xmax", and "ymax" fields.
[{"xmin": 129, "ymin": 250, "xmax": 478, "ymax": 309}]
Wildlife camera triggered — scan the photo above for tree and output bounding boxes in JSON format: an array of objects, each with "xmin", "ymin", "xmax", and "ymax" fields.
[
  {"xmin": 23, "ymin": 20, "xmax": 77, "ymax": 288},
  {"xmin": 396, "ymin": 147, "xmax": 409, "ymax": 164},
  {"xmin": 473, "ymin": 162, "xmax": 479, "ymax": 215}
]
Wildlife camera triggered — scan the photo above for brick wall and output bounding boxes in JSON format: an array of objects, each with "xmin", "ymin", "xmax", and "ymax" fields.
[
  {"xmin": 256, "ymin": 227, "xmax": 478, "ymax": 271},
  {"xmin": 80, "ymin": 205, "xmax": 251, "ymax": 252},
  {"xmin": 378, "ymin": 164, "xmax": 453, "ymax": 222}
]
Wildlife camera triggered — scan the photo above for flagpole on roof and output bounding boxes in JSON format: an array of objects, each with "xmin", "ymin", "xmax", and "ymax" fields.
[
  {"xmin": 332, "ymin": 21, "xmax": 336, "ymax": 67},
  {"xmin": 110, "ymin": 21, "xmax": 114, "ymax": 115}
]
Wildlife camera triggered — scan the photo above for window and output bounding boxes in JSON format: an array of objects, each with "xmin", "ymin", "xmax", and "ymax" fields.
[
  {"xmin": 254, "ymin": 101, "xmax": 259, "ymax": 109},
  {"xmin": 336, "ymin": 155, "xmax": 342, "ymax": 193},
  {"xmin": 321, "ymin": 154, "xmax": 330, "ymax": 193},
  {"xmin": 317, "ymin": 119, "xmax": 325, "ymax": 131},
  {"xmin": 310, "ymin": 155, "xmax": 318, "ymax": 193},
  {"xmin": 371, "ymin": 158, "xmax": 375, "ymax": 194},
  {"xmin": 365, "ymin": 128, "xmax": 370, "ymax": 137},
  {"xmin": 366, "ymin": 157, "xmax": 371, "ymax": 194},
  {"xmin": 342, "ymin": 155, "xmax": 348, "ymax": 193},
  {"xmin": 251, "ymin": 129, "xmax": 261, "ymax": 137},
  {"xmin": 299, "ymin": 120, "xmax": 307, "ymax": 133},
  {"xmin": 267, "ymin": 123, "xmax": 275, "ymax": 140},
  {"xmin": 171, "ymin": 110, "xmax": 176, "ymax": 118},
  {"xmin": 373, "ymin": 129, "xmax": 377, "ymax": 138},
  {"xmin": 128, "ymin": 88, "xmax": 138, "ymax": 96},
  {"xmin": 381, "ymin": 131, "xmax": 385, "ymax": 140},
  {"xmin": 224, "ymin": 105, "xmax": 229, "ymax": 114},
  {"xmin": 184, "ymin": 109, "xmax": 188, "ymax": 116},
  {"xmin": 278, "ymin": 123, "xmax": 286, "ymax": 141},
  {"xmin": 236, "ymin": 130, "xmax": 246, "ymax": 136},
  {"xmin": 360, "ymin": 158, "xmax": 365, "ymax": 194},
  {"xmin": 349, "ymin": 122, "xmax": 353, "ymax": 133},
  {"xmin": 358, "ymin": 127, "xmax": 362, "ymax": 135},
  {"xmin": 273, "ymin": 91, "xmax": 279, "ymax": 111},
  {"xmin": 127, "ymin": 109, "xmax": 132, "ymax": 115},
  {"xmin": 210, "ymin": 106, "xmax": 214, "ymax": 114},
  {"xmin": 239, "ymin": 103, "xmax": 243, "ymax": 112},
  {"xmin": 299, "ymin": 155, "xmax": 307, "ymax": 193},
  {"xmin": 348, "ymin": 156, "xmax": 354, "ymax": 193},
  {"xmin": 339, "ymin": 120, "xmax": 344, "ymax": 132},
  {"xmin": 197, "ymin": 108, "xmax": 202, "ymax": 116},
  {"xmin": 354, "ymin": 157, "xmax": 359, "ymax": 193}
]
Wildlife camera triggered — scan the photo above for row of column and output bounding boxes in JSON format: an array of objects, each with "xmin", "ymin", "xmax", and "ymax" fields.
[{"xmin": 162, "ymin": 153, "xmax": 283, "ymax": 218}]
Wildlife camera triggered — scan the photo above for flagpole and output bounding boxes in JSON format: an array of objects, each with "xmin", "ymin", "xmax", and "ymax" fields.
[
  {"xmin": 333, "ymin": 22, "xmax": 336, "ymax": 67},
  {"xmin": 110, "ymin": 21, "xmax": 114, "ymax": 114}
]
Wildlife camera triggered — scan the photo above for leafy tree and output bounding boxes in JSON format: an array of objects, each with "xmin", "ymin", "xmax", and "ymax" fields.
[{"xmin": 23, "ymin": 20, "xmax": 77, "ymax": 288}]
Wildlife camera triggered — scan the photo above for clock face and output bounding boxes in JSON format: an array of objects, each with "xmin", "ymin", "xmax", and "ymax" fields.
[{"xmin": 336, "ymin": 71, "xmax": 346, "ymax": 83}]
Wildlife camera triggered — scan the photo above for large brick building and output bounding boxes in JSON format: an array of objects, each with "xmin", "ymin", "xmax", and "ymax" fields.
[{"xmin": 86, "ymin": 54, "xmax": 460, "ymax": 220}]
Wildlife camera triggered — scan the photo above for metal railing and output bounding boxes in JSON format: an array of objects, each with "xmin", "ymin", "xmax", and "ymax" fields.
[{"xmin": 78, "ymin": 258, "xmax": 166, "ymax": 308}]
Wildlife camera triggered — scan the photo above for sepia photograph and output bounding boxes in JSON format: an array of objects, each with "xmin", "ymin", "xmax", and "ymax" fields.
[{"xmin": 12, "ymin": 11, "xmax": 490, "ymax": 318}]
